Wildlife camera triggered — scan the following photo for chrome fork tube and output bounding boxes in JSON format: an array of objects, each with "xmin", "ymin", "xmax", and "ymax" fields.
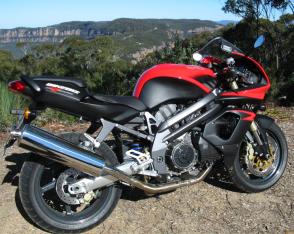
[{"xmin": 250, "ymin": 121, "xmax": 263, "ymax": 146}]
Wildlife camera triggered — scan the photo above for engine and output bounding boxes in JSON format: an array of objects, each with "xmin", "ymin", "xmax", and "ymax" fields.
[
  {"xmin": 165, "ymin": 133, "xmax": 199, "ymax": 173},
  {"xmin": 154, "ymin": 104, "xmax": 199, "ymax": 174},
  {"xmin": 154, "ymin": 104, "xmax": 177, "ymax": 124}
]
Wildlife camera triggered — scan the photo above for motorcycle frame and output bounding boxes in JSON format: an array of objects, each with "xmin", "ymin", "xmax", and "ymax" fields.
[
  {"xmin": 9, "ymin": 85, "xmax": 263, "ymax": 177},
  {"xmin": 88, "ymin": 87, "xmax": 259, "ymax": 175}
]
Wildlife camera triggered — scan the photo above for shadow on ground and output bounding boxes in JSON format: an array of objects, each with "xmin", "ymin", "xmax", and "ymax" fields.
[
  {"xmin": 205, "ymin": 162, "xmax": 243, "ymax": 193},
  {"xmin": 121, "ymin": 162, "xmax": 244, "ymax": 201},
  {"xmin": 2, "ymin": 153, "xmax": 29, "ymax": 186},
  {"xmin": 120, "ymin": 185, "xmax": 168, "ymax": 201},
  {"xmin": 1, "ymin": 153, "xmax": 39, "ymax": 229},
  {"xmin": 2, "ymin": 153, "xmax": 242, "ymax": 204}
]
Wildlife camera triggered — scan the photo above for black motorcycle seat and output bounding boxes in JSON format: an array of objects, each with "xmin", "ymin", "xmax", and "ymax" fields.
[
  {"xmin": 92, "ymin": 94, "xmax": 147, "ymax": 111},
  {"xmin": 29, "ymin": 76, "xmax": 86, "ymax": 88}
]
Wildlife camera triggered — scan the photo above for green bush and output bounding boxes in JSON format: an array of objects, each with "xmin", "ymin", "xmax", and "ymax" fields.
[
  {"xmin": 0, "ymin": 82, "xmax": 26, "ymax": 130},
  {"xmin": 36, "ymin": 108, "xmax": 78, "ymax": 126}
]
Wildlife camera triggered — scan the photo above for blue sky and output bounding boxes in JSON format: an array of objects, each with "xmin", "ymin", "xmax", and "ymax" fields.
[{"xmin": 0, "ymin": 0, "xmax": 240, "ymax": 29}]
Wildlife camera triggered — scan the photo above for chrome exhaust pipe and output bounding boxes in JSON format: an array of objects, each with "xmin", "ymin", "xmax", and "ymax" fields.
[
  {"xmin": 14, "ymin": 125, "xmax": 106, "ymax": 177},
  {"xmin": 13, "ymin": 125, "xmax": 212, "ymax": 194},
  {"xmin": 104, "ymin": 164, "xmax": 213, "ymax": 194}
]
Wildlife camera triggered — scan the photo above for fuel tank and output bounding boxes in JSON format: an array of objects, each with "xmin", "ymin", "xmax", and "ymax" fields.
[{"xmin": 133, "ymin": 64, "xmax": 217, "ymax": 109}]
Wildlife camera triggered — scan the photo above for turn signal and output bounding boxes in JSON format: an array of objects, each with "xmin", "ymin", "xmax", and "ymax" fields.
[
  {"xmin": 8, "ymin": 80, "xmax": 26, "ymax": 93},
  {"xmin": 24, "ymin": 108, "xmax": 31, "ymax": 120}
]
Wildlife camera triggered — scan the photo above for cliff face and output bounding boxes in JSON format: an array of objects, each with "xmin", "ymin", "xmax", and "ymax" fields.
[
  {"xmin": 0, "ymin": 19, "xmax": 221, "ymax": 43},
  {"xmin": 0, "ymin": 28, "xmax": 89, "ymax": 43}
]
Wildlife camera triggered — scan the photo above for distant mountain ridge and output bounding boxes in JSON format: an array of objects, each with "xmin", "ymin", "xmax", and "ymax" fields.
[
  {"xmin": 216, "ymin": 20, "xmax": 238, "ymax": 25},
  {"xmin": 0, "ymin": 18, "xmax": 222, "ymax": 43},
  {"xmin": 0, "ymin": 18, "xmax": 224, "ymax": 60}
]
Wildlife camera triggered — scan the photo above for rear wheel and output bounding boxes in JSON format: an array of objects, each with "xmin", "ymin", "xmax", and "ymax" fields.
[
  {"xmin": 231, "ymin": 117, "xmax": 288, "ymax": 193},
  {"xmin": 19, "ymin": 134, "xmax": 122, "ymax": 233}
]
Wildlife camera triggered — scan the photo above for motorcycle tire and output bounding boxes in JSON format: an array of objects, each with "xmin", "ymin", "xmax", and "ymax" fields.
[
  {"xmin": 231, "ymin": 116, "xmax": 288, "ymax": 193},
  {"xmin": 19, "ymin": 133, "xmax": 122, "ymax": 233}
]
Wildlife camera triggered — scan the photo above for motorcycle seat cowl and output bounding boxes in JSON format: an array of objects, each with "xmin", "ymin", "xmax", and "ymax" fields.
[
  {"xmin": 21, "ymin": 76, "xmax": 87, "ymax": 94},
  {"xmin": 92, "ymin": 94, "xmax": 147, "ymax": 111},
  {"xmin": 30, "ymin": 76, "xmax": 86, "ymax": 87}
]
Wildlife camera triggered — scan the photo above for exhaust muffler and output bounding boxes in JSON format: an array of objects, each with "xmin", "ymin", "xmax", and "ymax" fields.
[
  {"xmin": 12, "ymin": 125, "xmax": 212, "ymax": 194},
  {"xmin": 14, "ymin": 125, "xmax": 106, "ymax": 177}
]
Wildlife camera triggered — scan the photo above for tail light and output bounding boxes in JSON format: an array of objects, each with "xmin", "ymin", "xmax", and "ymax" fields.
[{"xmin": 8, "ymin": 80, "xmax": 26, "ymax": 93}]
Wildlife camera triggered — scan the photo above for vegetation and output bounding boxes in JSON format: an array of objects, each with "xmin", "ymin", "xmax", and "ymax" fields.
[
  {"xmin": 222, "ymin": 0, "xmax": 294, "ymax": 102},
  {"xmin": 0, "ymin": 2, "xmax": 293, "ymax": 130},
  {"xmin": 0, "ymin": 19, "xmax": 221, "ymax": 59},
  {"xmin": 0, "ymin": 82, "xmax": 26, "ymax": 130}
]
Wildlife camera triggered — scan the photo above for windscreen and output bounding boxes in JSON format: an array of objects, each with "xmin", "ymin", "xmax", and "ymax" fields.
[{"xmin": 198, "ymin": 37, "xmax": 243, "ymax": 59}]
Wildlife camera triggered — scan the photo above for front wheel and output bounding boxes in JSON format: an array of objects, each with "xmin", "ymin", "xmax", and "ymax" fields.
[
  {"xmin": 231, "ymin": 117, "xmax": 288, "ymax": 193},
  {"xmin": 19, "ymin": 140, "xmax": 122, "ymax": 233}
]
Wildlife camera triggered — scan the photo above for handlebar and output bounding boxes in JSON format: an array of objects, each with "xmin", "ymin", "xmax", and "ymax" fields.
[
  {"xmin": 197, "ymin": 55, "xmax": 248, "ymax": 83},
  {"xmin": 230, "ymin": 68, "xmax": 247, "ymax": 79}
]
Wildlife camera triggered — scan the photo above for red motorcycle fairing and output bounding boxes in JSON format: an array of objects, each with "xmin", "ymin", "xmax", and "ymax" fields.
[
  {"xmin": 133, "ymin": 64, "xmax": 216, "ymax": 98},
  {"xmin": 221, "ymin": 52, "xmax": 271, "ymax": 100},
  {"xmin": 231, "ymin": 110, "xmax": 256, "ymax": 121}
]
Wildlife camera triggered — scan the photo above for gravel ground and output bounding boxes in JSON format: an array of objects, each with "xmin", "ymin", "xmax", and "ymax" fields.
[{"xmin": 0, "ymin": 116, "xmax": 293, "ymax": 234}]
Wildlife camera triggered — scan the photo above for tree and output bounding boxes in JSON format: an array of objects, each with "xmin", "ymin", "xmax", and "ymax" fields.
[
  {"xmin": 0, "ymin": 50, "xmax": 23, "ymax": 82},
  {"xmin": 16, "ymin": 42, "xmax": 31, "ymax": 56},
  {"xmin": 223, "ymin": 0, "xmax": 294, "ymax": 104},
  {"xmin": 222, "ymin": 0, "xmax": 292, "ymax": 20}
]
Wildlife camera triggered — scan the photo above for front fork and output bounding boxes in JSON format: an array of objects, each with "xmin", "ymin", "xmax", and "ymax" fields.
[
  {"xmin": 230, "ymin": 81, "xmax": 270, "ymax": 159},
  {"xmin": 249, "ymin": 121, "xmax": 270, "ymax": 159}
]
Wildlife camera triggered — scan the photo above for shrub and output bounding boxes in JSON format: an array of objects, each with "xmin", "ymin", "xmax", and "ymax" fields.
[{"xmin": 0, "ymin": 82, "xmax": 26, "ymax": 130}]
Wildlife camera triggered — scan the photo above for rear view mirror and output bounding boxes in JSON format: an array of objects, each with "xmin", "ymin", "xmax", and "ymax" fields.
[{"xmin": 254, "ymin": 35, "xmax": 265, "ymax": 48}]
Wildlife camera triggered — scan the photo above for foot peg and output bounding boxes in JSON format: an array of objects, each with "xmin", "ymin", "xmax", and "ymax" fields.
[
  {"xmin": 126, "ymin": 149, "xmax": 151, "ymax": 164},
  {"xmin": 83, "ymin": 133, "xmax": 101, "ymax": 148},
  {"xmin": 125, "ymin": 149, "xmax": 153, "ymax": 173}
]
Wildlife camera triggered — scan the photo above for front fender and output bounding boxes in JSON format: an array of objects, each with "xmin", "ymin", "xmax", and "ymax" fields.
[{"xmin": 255, "ymin": 114, "xmax": 275, "ymax": 128}]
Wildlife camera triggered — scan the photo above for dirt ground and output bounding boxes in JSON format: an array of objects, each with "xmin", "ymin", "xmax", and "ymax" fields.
[{"xmin": 0, "ymin": 112, "xmax": 293, "ymax": 234}]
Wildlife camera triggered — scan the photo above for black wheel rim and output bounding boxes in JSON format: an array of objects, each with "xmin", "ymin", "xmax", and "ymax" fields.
[{"xmin": 34, "ymin": 162, "xmax": 114, "ymax": 222}]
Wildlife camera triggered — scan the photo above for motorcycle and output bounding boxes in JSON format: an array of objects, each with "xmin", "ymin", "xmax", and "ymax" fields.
[{"xmin": 5, "ymin": 35, "xmax": 288, "ymax": 233}]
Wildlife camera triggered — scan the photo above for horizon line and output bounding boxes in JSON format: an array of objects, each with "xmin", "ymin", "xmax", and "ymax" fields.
[{"xmin": 0, "ymin": 18, "xmax": 239, "ymax": 30}]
